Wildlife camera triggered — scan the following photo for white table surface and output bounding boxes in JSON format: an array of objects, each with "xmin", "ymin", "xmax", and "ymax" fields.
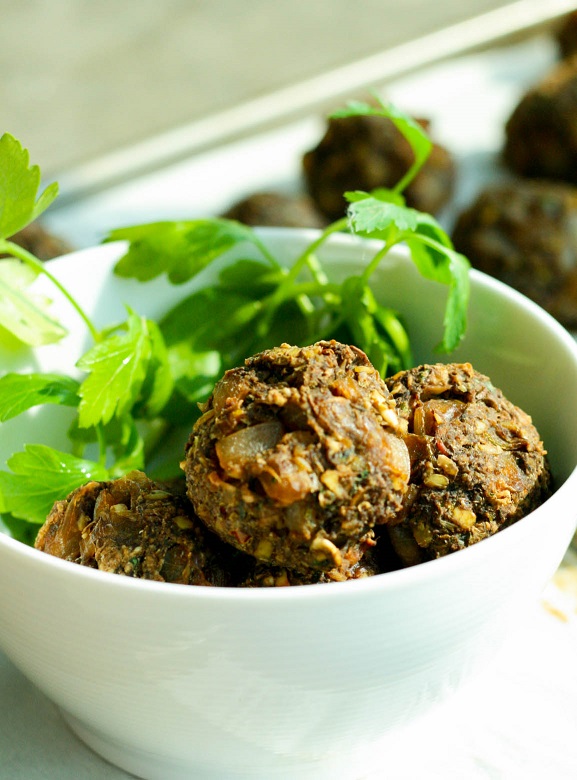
[{"xmin": 3, "ymin": 32, "xmax": 577, "ymax": 780}]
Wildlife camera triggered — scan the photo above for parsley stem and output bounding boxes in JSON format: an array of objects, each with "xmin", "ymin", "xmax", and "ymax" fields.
[
  {"xmin": 252, "ymin": 235, "xmax": 282, "ymax": 270},
  {"xmin": 257, "ymin": 218, "xmax": 349, "ymax": 334},
  {"xmin": 289, "ymin": 280, "xmax": 341, "ymax": 298},
  {"xmin": 295, "ymin": 293, "xmax": 315, "ymax": 318},
  {"xmin": 291, "ymin": 218, "xmax": 349, "ymax": 277},
  {"xmin": 406, "ymin": 232, "xmax": 454, "ymax": 256},
  {"xmin": 304, "ymin": 252, "xmax": 329, "ymax": 286},
  {"xmin": 2, "ymin": 241, "xmax": 100, "ymax": 343},
  {"xmin": 275, "ymin": 219, "xmax": 346, "ymax": 320},
  {"xmin": 360, "ymin": 233, "xmax": 401, "ymax": 283},
  {"xmin": 95, "ymin": 424, "xmax": 107, "ymax": 467},
  {"xmin": 393, "ymin": 158, "xmax": 424, "ymax": 195}
]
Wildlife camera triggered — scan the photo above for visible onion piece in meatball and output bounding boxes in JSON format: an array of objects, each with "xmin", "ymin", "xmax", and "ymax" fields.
[
  {"xmin": 385, "ymin": 363, "xmax": 552, "ymax": 566},
  {"xmin": 35, "ymin": 470, "xmax": 231, "ymax": 586},
  {"xmin": 183, "ymin": 340, "xmax": 410, "ymax": 576}
]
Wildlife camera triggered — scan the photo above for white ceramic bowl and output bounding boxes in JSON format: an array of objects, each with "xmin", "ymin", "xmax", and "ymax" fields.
[{"xmin": 1, "ymin": 229, "xmax": 576, "ymax": 780}]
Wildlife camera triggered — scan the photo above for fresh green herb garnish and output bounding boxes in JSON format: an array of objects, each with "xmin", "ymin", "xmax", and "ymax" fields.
[
  {"xmin": 0, "ymin": 99, "xmax": 470, "ymax": 543},
  {"xmin": 0, "ymin": 134, "xmax": 59, "ymax": 240},
  {"xmin": 0, "ymin": 445, "xmax": 110, "ymax": 525},
  {"xmin": 0, "ymin": 373, "xmax": 80, "ymax": 421},
  {"xmin": 330, "ymin": 98, "xmax": 433, "ymax": 194}
]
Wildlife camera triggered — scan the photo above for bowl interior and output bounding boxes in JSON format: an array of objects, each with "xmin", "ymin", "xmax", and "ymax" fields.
[{"xmin": 0, "ymin": 227, "xmax": 576, "ymax": 528}]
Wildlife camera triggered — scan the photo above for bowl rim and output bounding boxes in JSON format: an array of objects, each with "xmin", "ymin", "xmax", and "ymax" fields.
[{"xmin": 1, "ymin": 228, "xmax": 576, "ymax": 603}]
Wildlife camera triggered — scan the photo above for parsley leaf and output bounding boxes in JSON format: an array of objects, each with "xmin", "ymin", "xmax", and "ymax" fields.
[
  {"xmin": 0, "ymin": 444, "xmax": 108, "ymax": 524},
  {"xmin": 131, "ymin": 319, "xmax": 174, "ymax": 419},
  {"xmin": 159, "ymin": 346, "xmax": 221, "ymax": 425},
  {"xmin": 0, "ymin": 513, "xmax": 38, "ymax": 545},
  {"xmin": 0, "ymin": 373, "xmax": 79, "ymax": 421},
  {"xmin": 0, "ymin": 133, "xmax": 59, "ymax": 240},
  {"xmin": 67, "ymin": 413, "xmax": 145, "ymax": 475},
  {"xmin": 339, "ymin": 276, "xmax": 411, "ymax": 376},
  {"xmin": 405, "ymin": 214, "xmax": 470, "ymax": 352},
  {"xmin": 159, "ymin": 286, "xmax": 265, "ymax": 369},
  {"xmin": 168, "ymin": 345, "xmax": 221, "ymax": 399},
  {"xmin": 346, "ymin": 190, "xmax": 418, "ymax": 237},
  {"xmin": 159, "ymin": 286, "xmax": 258, "ymax": 347},
  {"xmin": 218, "ymin": 258, "xmax": 278, "ymax": 293},
  {"xmin": 109, "ymin": 218, "xmax": 260, "ymax": 283},
  {"xmin": 107, "ymin": 416, "xmax": 145, "ymax": 477},
  {"xmin": 345, "ymin": 193, "xmax": 470, "ymax": 352},
  {"xmin": 76, "ymin": 308, "xmax": 152, "ymax": 428},
  {"xmin": 0, "ymin": 258, "xmax": 67, "ymax": 345}
]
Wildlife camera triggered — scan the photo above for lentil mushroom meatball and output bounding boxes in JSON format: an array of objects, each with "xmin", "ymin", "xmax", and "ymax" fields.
[
  {"xmin": 556, "ymin": 11, "xmax": 577, "ymax": 59},
  {"xmin": 183, "ymin": 340, "xmax": 410, "ymax": 576},
  {"xmin": 3, "ymin": 221, "xmax": 73, "ymax": 260},
  {"xmin": 384, "ymin": 363, "xmax": 552, "ymax": 566},
  {"xmin": 451, "ymin": 179, "xmax": 577, "ymax": 329},
  {"xmin": 302, "ymin": 113, "xmax": 455, "ymax": 221},
  {"xmin": 222, "ymin": 191, "xmax": 328, "ymax": 228},
  {"xmin": 35, "ymin": 470, "xmax": 231, "ymax": 585},
  {"xmin": 503, "ymin": 54, "xmax": 577, "ymax": 183},
  {"xmin": 239, "ymin": 543, "xmax": 383, "ymax": 587}
]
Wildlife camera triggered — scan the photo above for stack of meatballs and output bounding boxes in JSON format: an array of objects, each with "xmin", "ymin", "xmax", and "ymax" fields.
[
  {"xmin": 36, "ymin": 341, "xmax": 551, "ymax": 587},
  {"xmin": 36, "ymin": 17, "xmax": 575, "ymax": 585}
]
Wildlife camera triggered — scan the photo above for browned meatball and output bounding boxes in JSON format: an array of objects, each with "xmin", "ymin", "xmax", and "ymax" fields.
[
  {"xmin": 452, "ymin": 180, "xmax": 577, "ymax": 329},
  {"xmin": 222, "ymin": 191, "xmax": 327, "ymax": 228},
  {"xmin": 183, "ymin": 341, "xmax": 410, "ymax": 575},
  {"xmin": 239, "ymin": 543, "xmax": 383, "ymax": 587},
  {"xmin": 302, "ymin": 113, "xmax": 455, "ymax": 221},
  {"xmin": 385, "ymin": 363, "xmax": 552, "ymax": 566},
  {"xmin": 504, "ymin": 55, "xmax": 577, "ymax": 183},
  {"xmin": 556, "ymin": 11, "xmax": 577, "ymax": 59},
  {"xmin": 35, "ymin": 470, "xmax": 231, "ymax": 585},
  {"xmin": 3, "ymin": 221, "xmax": 73, "ymax": 260}
]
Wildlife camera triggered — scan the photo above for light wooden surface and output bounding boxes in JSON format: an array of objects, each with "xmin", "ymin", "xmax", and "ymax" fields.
[{"xmin": 2, "ymin": 0, "xmax": 565, "ymax": 176}]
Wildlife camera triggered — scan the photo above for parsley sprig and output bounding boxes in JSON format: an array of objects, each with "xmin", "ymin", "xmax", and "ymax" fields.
[{"xmin": 0, "ymin": 97, "xmax": 470, "ymax": 542}]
